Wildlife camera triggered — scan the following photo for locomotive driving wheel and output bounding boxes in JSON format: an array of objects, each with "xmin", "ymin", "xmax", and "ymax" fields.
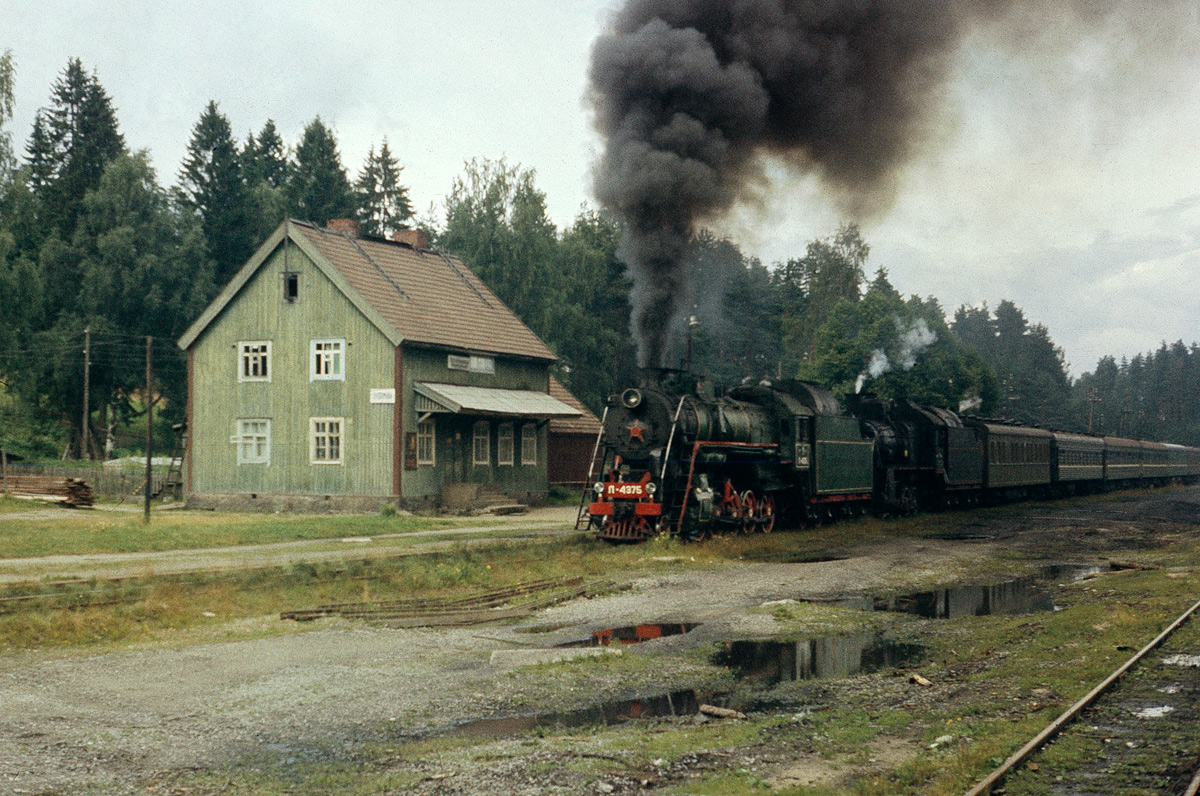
[
  {"xmin": 739, "ymin": 490, "xmax": 757, "ymax": 534},
  {"xmin": 759, "ymin": 493, "xmax": 776, "ymax": 533},
  {"xmin": 715, "ymin": 481, "xmax": 744, "ymax": 531}
]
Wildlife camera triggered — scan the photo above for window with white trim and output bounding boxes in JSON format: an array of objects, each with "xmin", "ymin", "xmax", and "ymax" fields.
[
  {"xmin": 238, "ymin": 341, "xmax": 271, "ymax": 382},
  {"xmin": 416, "ymin": 417, "xmax": 436, "ymax": 465},
  {"xmin": 473, "ymin": 421, "xmax": 490, "ymax": 466},
  {"xmin": 521, "ymin": 424, "xmax": 538, "ymax": 466},
  {"xmin": 497, "ymin": 423, "xmax": 514, "ymax": 466},
  {"xmin": 310, "ymin": 417, "xmax": 343, "ymax": 464},
  {"xmin": 310, "ymin": 338, "xmax": 345, "ymax": 381},
  {"xmin": 235, "ymin": 419, "xmax": 270, "ymax": 464}
]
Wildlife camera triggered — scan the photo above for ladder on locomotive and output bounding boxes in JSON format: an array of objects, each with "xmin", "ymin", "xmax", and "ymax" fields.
[{"xmin": 574, "ymin": 406, "xmax": 610, "ymax": 530}]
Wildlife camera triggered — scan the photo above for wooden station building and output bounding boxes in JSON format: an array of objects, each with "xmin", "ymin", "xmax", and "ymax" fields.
[{"xmin": 177, "ymin": 219, "xmax": 581, "ymax": 511}]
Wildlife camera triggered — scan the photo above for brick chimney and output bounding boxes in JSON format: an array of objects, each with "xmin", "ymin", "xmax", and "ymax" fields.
[
  {"xmin": 326, "ymin": 218, "xmax": 360, "ymax": 236},
  {"xmin": 391, "ymin": 228, "xmax": 429, "ymax": 249}
]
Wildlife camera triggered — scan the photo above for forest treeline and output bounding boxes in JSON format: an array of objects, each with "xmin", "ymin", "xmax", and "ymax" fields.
[{"xmin": 0, "ymin": 56, "xmax": 1197, "ymax": 459}]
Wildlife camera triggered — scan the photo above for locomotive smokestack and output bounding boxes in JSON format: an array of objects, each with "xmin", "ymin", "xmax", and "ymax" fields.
[{"xmin": 588, "ymin": 0, "xmax": 1195, "ymax": 369}]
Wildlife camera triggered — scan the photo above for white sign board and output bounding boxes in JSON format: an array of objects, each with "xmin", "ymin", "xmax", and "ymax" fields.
[{"xmin": 370, "ymin": 388, "xmax": 396, "ymax": 404}]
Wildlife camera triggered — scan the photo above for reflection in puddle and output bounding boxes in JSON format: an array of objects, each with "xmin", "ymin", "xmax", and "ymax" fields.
[
  {"xmin": 454, "ymin": 632, "xmax": 920, "ymax": 738},
  {"xmin": 453, "ymin": 690, "xmax": 702, "ymax": 736},
  {"xmin": 713, "ymin": 633, "xmax": 923, "ymax": 683},
  {"xmin": 557, "ymin": 622, "xmax": 702, "ymax": 648},
  {"xmin": 875, "ymin": 564, "xmax": 1109, "ymax": 619},
  {"xmin": 741, "ymin": 550, "xmax": 851, "ymax": 564}
]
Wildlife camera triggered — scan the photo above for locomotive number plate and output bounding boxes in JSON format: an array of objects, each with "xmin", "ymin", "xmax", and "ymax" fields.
[{"xmin": 605, "ymin": 482, "xmax": 647, "ymax": 499}]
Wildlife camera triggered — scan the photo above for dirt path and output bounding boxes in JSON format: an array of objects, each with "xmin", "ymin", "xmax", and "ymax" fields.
[
  {"xmin": 0, "ymin": 506, "xmax": 579, "ymax": 584},
  {"xmin": 1, "ymin": 489, "xmax": 1197, "ymax": 795}
]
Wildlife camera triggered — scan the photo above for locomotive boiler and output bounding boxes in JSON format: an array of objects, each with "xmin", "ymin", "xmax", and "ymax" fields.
[{"xmin": 588, "ymin": 371, "xmax": 874, "ymax": 541}]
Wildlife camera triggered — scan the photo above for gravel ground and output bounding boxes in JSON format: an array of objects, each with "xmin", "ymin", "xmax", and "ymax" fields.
[{"xmin": 1, "ymin": 488, "xmax": 1197, "ymax": 794}]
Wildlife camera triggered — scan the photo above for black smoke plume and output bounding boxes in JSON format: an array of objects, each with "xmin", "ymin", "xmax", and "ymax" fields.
[{"xmin": 588, "ymin": 0, "xmax": 1195, "ymax": 368}]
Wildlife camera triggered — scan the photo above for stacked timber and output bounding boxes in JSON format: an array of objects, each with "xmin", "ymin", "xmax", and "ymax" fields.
[{"xmin": 2, "ymin": 475, "xmax": 94, "ymax": 507}]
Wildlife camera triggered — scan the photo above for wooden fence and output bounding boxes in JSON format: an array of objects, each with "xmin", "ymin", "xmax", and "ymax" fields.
[{"xmin": 0, "ymin": 462, "xmax": 173, "ymax": 501}]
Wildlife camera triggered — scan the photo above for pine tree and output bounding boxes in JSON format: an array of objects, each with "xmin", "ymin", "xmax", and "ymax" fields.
[
  {"xmin": 243, "ymin": 119, "xmax": 290, "ymax": 241},
  {"xmin": 25, "ymin": 112, "xmax": 54, "ymax": 192},
  {"xmin": 354, "ymin": 140, "xmax": 412, "ymax": 236},
  {"xmin": 244, "ymin": 119, "xmax": 288, "ymax": 189},
  {"xmin": 287, "ymin": 117, "xmax": 354, "ymax": 226},
  {"xmin": 31, "ymin": 58, "xmax": 125, "ymax": 237},
  {"xmin": 177, "ymin": 101, "xmax": 252, "ymax": 285}
]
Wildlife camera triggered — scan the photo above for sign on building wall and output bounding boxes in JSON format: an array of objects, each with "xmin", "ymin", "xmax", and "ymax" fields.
[
  {"xmin": 447, "ymin": 354, "xmax": 495, "ymax": 374},
  {"xmin": 370, "ymin": 388, "xmax": 396, "ymax": 404}
]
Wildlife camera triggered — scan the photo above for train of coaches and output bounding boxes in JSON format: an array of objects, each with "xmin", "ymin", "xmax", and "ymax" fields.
[{"xmin": 587, "ymin": 371, "xmax": 1200, "ymax": 542}]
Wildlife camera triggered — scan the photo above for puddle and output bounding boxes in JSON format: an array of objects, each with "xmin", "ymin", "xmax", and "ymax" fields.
[
  {"xmin": 455, "ymin": 631, "xmax": 920, "ymax": 737},
  {"xmin": 876, "ymin": 564, "xmax": 1109, "ymax": 619},
  {"xmin": 557, "ymin": 622, "xmax": 701, "ymax": 648},
  {"xmin": 741, "ymin": 550, "xmax": 850, "ymax": 564},
  {"xmin": 1132, "ymin": 705, "xmax": 1175, "ymax": 719},
  {"xmin": 453, "ymin": 689, "xmax": 705, "ymax": 736},
  {"xmin": 931, "ymin": 534, "xmax": 994, "ymax": 542},
  {"xmin": 713, "ymin": 632, "xmax": 923, "ymax": 683}
]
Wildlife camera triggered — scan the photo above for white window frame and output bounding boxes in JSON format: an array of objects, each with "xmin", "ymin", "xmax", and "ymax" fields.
[
  {"xmin": 472, "ymin": 421, "xmax": 490, "ymax": 466},
  {"xmin": 310, "ymin": 417, "xmax": 344, "ymax": 465},
  {"xmin": 497, "ymin": 423, "xmax": 514, "ymax": 466},
  {"xmin": 521, "ymin": 424, "xmax": 538, "ymax": 466},
  {"xmin": 238, "ymin": 341, "xmax": 271, "ymax": 383},
  {"xmin": 235, "ymin": 419, "xmax": 271, "ymax": 465},
  {"xmin": 310, "ymin": 338, "xmax": 345, "ymax": 381},
  {"xmin": 416, "ymin": 417, "xmax": 436, "ymax": 466}
]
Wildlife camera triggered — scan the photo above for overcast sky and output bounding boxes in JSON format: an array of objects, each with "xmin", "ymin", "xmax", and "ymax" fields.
[{"xmin": 5, "ymin": 1, "xmax": 1200, "ymax": 375}]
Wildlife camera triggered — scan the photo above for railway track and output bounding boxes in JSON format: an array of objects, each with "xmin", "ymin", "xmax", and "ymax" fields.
[
  {"xmin": 964, "ymin": 596, "xmax": 1200, "ymax": 796},
  {"xmin": 280, "ymin": 576, "xmax": 623, "ymax": 627}
]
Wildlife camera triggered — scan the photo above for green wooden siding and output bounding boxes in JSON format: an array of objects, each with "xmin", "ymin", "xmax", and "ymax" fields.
[
  {"xmin": 400, "ymin": 347, "xmax": 549, "ymax": 499},
  {"xmin": 189, "ymin": 243, "xmax": 396, "ymax": 496}
]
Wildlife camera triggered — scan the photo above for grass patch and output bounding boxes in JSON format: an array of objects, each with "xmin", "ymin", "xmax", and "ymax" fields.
[
  {"xmin": 0, "ymin": 507, "xmax": 459, "ymax": 558},
  {"xmin": 0, "ymin": 494, "xmax": 56, "ymax": 513},
  {"xmin": 0, "ymin": 533, "xmax": 726, "ymax": 652}
]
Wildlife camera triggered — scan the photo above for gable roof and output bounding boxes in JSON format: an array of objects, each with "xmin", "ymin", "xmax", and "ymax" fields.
[
  {"xmin": 548, "ymin": 376, "xmax": 603, "ymax": 436},
  {"xmin": 178, "ymin": 220, "xmax": 557, "ymax": 362}
]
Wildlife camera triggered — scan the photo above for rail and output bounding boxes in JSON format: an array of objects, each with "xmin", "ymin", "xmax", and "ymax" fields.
[{"xmin": 963, "ymin": 595, "xmax": 1200, "ymax": 796}]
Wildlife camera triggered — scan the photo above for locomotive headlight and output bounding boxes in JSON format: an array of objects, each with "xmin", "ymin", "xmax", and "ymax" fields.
[
  {"xmin": 646, "ymin": 482, "xmax": 657, "ymax": 496},
  {"xmin": 593, "ymin": 482, "xmax": 605, "ymax": 496},
  {"xmin": 620, "ymin": 388, "xmax": 643, "ymax": 409}
]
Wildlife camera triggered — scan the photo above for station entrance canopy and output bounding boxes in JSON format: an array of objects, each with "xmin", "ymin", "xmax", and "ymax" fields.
[{"xmin": 413, "ymin": 382, "xmax": 582, "ymax": 419}]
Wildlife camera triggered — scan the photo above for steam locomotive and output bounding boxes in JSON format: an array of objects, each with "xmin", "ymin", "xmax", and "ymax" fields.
[{"xmin": 587, "ymin": 371, "xmax": 1200, "ymax": 542}]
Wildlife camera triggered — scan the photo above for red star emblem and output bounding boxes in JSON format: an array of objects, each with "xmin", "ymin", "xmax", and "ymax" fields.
[{"xmin": 628, "ymin": 421, "xmax": 646, "ymax": 441}]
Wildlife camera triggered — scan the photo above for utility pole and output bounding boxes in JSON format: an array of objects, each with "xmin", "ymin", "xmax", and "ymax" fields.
[
  {"xmin": 1087, "ymin": 387, "xmax": 1100, "ymax": 435},
  {"xmin": 81, "ymin": 325, "xmax": 90, "ymax": 460},
  {"xmin": 144, "ymin": 336, "xmax": 153, "ymax": 523}
]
